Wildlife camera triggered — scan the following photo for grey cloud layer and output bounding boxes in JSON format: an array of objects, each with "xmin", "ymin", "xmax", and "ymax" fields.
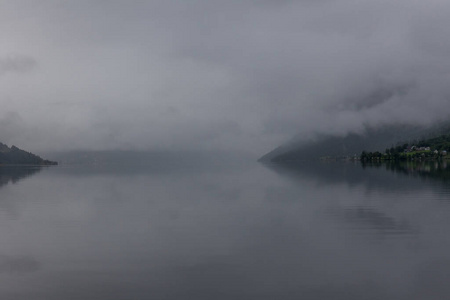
[
  {"xmin": 1, "ymin": 1, "xmax": 450, "ymax": 153},
  {"xmin": 0, "ymin": 55, "xmax": 36, "ymax": 75}
]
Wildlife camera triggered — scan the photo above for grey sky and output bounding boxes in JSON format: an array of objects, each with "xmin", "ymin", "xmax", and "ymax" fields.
[{"xmin": 1, "ymin": 0, "xmax": 450, "ymax": 154}]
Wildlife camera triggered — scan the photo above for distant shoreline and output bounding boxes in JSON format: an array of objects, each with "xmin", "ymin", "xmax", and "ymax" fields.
[{"xmin": 0, "ymin": 163, "xmax": 58, "ymax": 167}]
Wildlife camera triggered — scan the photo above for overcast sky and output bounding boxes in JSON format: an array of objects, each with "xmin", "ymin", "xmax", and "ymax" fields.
[{"xmin": 1, "ymin": 0, "xmax": 450, "ymax": 155}]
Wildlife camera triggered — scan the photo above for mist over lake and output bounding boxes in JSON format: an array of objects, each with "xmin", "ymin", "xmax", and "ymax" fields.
[
  {"xmin": 0, "ymin": 157, "xmax": 449, "ymax": 299},
  {"xmin": 4, "ymin": 2, "xmax": 450, "ymax": 298}
]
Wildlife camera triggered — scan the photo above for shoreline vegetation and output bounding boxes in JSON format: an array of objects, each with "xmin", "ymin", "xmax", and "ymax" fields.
[{"xmin": 360, "ymin": 134, "xmax": 450, "ymax": 162}]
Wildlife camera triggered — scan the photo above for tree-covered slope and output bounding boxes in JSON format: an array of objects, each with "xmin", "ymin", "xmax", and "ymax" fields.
[
  {"xmin": 0, "ymin": 143, "xmax": 57, "ymax": 165},
  {"xmin": 361, "ymin": 133, "xmax": 450, "ymax": 161},
  {"xmin": 260, "ymin": 123, "xmax": 450, "ymax": 163}
]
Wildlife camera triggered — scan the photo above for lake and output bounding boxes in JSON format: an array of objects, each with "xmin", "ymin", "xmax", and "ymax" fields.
[{"xmin": 1, "ymin": 158, "xmax": 450, "ymax": 299}]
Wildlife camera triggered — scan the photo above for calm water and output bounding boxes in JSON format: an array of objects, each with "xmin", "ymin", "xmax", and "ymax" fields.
[{"xmin": 1, "ymin": 159, "xmax": 450, "ymax": 299}]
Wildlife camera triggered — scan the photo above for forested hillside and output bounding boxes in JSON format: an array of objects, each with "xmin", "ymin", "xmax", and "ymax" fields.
[
  {"xmin": 361, "ymin": 134, "xmax": 450, "ymax": 161},
  {"xmin": 260, "ymin": 124, "xmax": 440, "ymax": 162},
  {"xmin": 0, "ymin": 143, "xmax": 57, "ymax": 165}
]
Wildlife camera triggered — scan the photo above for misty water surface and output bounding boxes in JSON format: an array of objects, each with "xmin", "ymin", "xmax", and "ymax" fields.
[{"xmin": 0, "ymin": 159, "xmax": 450, "ymax": 299}]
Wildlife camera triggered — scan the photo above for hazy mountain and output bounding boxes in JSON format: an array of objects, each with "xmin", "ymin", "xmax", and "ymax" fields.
[
  {"xmin": 0, "ymin": 143, "xmax": 57, "ymax": 165},
  {"xmin": 41, "ymin": 149, "xmax": 253, "ymax": 175},
  {"xmin": 43, "ymin": 150, "xmax": 250, "ymax": 165},
  {"xmin": 259, "ymin": 123, "xmax": 450, "ymax": 162}
]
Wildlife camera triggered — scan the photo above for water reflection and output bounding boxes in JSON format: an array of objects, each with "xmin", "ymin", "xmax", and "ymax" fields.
[
  {"xmin": 0, "ymin": 166, "xmax": 46, "ymax": 218},
  {"xmin": 373, "ymin": 160, "xmax": 450, "ymax": 184},
  {"xmin": 2, "ymin": 160, "xmax": 450, "ymax": 299},
  {"xmin": 266, "ymin": 160, "xmax": 450, "ymax": 193},
  {"xmin": 0, "ymin": 255, "xmax": 40, "ymax": 274},
  {"xmin": 326, "ymin": 206, "xmax": 416, "ymax": 237},
  {"xmin": 0, "ymin": 166, "xmax": 43, "ymax": 294},
  {"xmin": 0, "ymin": 166, "xmax": 44, "ymax": 188},
  {"xmin": 261, "ymin": 160, "xmax": 450, "ymax": 299}
]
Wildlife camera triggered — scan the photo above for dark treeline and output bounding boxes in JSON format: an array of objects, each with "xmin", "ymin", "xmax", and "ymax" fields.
[{"xmin": 361, "ymin": 134, "xmax": 450, "ymax": 161}]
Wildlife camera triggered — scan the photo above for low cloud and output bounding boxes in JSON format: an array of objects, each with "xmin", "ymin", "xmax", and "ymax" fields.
[
  {"xmin": 1, "ymin": 1, "xmax": 450, "ymax": 154},
  {"xmin": 0, "ymin": 55, "xmax": 36, "ymax": 75}
]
